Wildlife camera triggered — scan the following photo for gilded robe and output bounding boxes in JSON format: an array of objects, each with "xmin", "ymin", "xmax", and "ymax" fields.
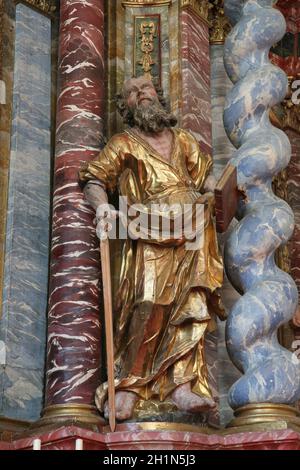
[{"xmin": 79, "ymin": 128, "xmax": 223, "ymax": 410}]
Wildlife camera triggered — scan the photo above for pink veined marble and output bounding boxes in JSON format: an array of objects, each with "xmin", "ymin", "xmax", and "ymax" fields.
[
  {"xmin": 276, "ymin": 1, "xmax": 300, "ymax": 33},
  {"xmin": 270, "ymin": 53, "xmax": 300, "ymax": 77},
  {"xmin": 179, "ymin": 7, "xmax": 218, "ymax": 427},
  {"xmin": 1, "ymin": 426, "xmax": 300, "ymax": 450},
  {"xmin": 45, "ymin": 0, "xmax": 105, "ymax": 407},
  {"xmin": 180, "ymin": 9, "xmax": 211, "ymax": 155}
]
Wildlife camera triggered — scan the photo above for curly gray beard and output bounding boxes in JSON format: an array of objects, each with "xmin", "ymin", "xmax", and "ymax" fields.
[{"xmin": 133, "ymin": 100, "xmax": 177, "ymax": 133}]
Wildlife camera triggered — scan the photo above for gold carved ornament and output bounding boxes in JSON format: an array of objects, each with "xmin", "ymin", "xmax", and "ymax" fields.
[
  {"xmin": 209, "ymin": 0, "xmax": 231, "ymax": 44},
  {"xmin": 139, "ymin": 21, "xmax": 156, "ymax": 80},
  {"xmin": 122, "ymin": 0, "xmax": 171, "ymax": 7},
  {"xmin": 22, "ymin": 0, "xmax": 56, "ymax": 14}
]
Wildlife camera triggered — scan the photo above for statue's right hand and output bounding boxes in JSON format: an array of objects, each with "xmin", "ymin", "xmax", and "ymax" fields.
[
  {"xmin": 95, "ymin": 203, "xmax": 119, "ymax": 222},
  {"xmin": 94, "ymin": 203, "xmax": 120, "ymax": 241}
]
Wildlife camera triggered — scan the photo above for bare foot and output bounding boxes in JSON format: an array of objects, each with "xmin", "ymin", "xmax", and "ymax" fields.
[
  {"xmin": 171, "ymin": 382, "xmax": 216, "ymax": 413},
  {"xmin": 104, "ymin": 391, "xmax": 139, "ymax": 421}
]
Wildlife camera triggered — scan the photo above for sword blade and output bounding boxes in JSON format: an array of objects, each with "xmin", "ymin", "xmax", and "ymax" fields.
[{"xmin": 100, "ymin": 235, "xmax": 116, "ymax": 432}]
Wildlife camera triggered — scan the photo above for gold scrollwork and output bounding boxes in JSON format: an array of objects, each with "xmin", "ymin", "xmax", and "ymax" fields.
[
  {"xmin": 21, "ymin": 0, "xmax": 56, "ymax": 14},
  {"xmin": 139, "ymin": 20, "xmax": 156, "ymax": 80}
]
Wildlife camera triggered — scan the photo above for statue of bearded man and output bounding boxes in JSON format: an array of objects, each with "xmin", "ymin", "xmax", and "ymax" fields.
[{"xmin": 79, "ymin": 77, "xmax": 224, "ymax": 422}]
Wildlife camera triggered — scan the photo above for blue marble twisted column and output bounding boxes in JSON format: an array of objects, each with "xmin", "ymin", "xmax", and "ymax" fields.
[{"xmin": 223, "ymin": 0, "xmax": 300, "ymax": 409}]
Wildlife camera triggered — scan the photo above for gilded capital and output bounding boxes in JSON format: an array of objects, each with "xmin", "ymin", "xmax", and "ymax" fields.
[{"xmin": 209, "ymin": 0, "xmax": 231, "ymax": 44}]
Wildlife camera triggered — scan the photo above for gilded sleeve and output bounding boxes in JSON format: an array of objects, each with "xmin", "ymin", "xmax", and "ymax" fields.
[
  {"xmin": 185, "ymin": 132, "xmax": 213, "ymax": 191},
  {"xmin": 78, "ymin": 137, "xmax": 122, "ymax": 193}
]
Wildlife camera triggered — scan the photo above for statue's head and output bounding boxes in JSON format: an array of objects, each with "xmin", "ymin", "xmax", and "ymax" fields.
[{"xmin": 116, "ymin": 76, "xmax": 177, "ymax": 132}]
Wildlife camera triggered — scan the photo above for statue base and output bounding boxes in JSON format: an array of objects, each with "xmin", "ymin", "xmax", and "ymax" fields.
[
  {"xmin": 102, "ymin": 421, "xmax": 212, "ymax": 434},
  {"xmin": 129, "ymin": 397, "xmax": 217, "ymax": 428}
]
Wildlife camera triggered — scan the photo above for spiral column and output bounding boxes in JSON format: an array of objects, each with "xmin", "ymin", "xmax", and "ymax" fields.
[{"xmin": 223, "ymin": 0, "xmax": 300, "ymax": 423}]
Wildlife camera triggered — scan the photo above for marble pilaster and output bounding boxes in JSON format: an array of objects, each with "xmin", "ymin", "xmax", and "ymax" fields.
[
  {"xmin": 0, "ymin": 0, "xmax": 15, "ymax": 318},
  {"xmin": 176, "ymin": 2, "xmax": 218, "ymax": 425},
  {"xmin": 180, "ymin": 5, "xmax": 211, "ymax": 154},
  {"xmin": 169, "ymin": 0, "xmax": 181, "ymax": 119},
  {"xmin": 0, "ymin": 3, "xmax": 51, "ymax": 421},
  {"xmin": 210, "ymin": 45, "xmax": 235, "ymax": 179},
  {"xmin": 106, "ymin": 0, "xmax": 125, "ymax": 138}
]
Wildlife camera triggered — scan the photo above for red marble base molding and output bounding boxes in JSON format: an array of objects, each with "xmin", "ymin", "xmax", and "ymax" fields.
[{"xmin": 0, "ymin": 425, "xmax": 300, "ymax": 450}]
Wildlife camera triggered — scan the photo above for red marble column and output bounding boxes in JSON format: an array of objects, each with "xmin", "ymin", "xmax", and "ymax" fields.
[
  {"xmin": 180, "ymin": 6, "xmax": 211, "ymax": 154},
  {"xmin": 43, "ymin": 0, "xmax": 105, "ymax": 424}
]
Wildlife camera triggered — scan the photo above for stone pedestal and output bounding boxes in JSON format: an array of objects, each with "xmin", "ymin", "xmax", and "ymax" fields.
[
  {"xmin": 0, "ymin": 3, "xmax": 52, "ymax": 422},
  {"xmin": 1, "ymin": 424, "xmax": 300, "ymax": 450}
]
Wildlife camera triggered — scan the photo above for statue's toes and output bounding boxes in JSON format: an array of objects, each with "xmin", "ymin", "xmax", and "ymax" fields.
[{"xmin": 115, "ymin": 408, "xmax": 132, "ymax": 421}]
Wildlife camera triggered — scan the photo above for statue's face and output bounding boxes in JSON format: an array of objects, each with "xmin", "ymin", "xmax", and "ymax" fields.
[{"xmin": 123, "ymin": 77, "xmax": 158, "ymax": 110}]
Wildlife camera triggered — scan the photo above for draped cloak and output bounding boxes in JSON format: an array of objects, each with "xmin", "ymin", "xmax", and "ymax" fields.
[{"xmin": 79, "ymin": 128, "xmax": 224, "ymax": 410}]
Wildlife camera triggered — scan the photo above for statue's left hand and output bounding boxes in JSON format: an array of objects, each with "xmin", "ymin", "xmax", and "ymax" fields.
[
  {"xmin": 237, "ymin": 185, "xmax": 247, "ymax": 201},
  {"xmin": 203, "ymin": 174, "xmax": 217, "ymax": 192}
]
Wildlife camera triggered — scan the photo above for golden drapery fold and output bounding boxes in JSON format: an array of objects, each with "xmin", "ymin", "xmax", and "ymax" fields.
[{"xmin": 79, "ymin": 128, "xmax": 224, "ymax": 411}]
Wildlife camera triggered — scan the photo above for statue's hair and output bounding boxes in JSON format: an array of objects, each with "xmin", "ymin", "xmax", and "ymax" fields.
[{"xmin": 115, "ymin": 81, "xmax": 171, "ymax": 127}]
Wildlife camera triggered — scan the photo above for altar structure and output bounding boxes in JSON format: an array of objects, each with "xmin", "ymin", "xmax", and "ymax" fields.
[{"xmin": 0, "ymin": 0, "xmax": 300, "ymax": 450}]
